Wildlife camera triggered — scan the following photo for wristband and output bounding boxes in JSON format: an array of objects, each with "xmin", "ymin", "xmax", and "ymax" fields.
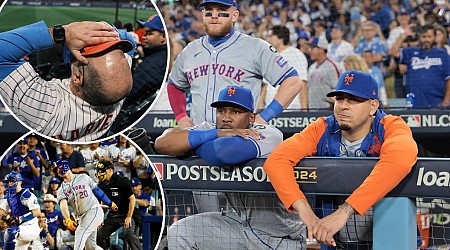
[
  {"xmin": 259, "ymin": 99, "xmax": 284, "ymax": 122},
  {"xmin": 188, "ymin": 129, "xmax": 218, "ymax": 148},
  {"xmin": 20, "ymin": 212, "xmax": 34, "ymax": 223},
  {"xmin": 176, "ymin": 113, "xmax": 188, "ymax": 122}
]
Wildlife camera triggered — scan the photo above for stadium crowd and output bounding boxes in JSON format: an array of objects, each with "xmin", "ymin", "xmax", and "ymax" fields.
[
  {"xmin": 0, "ymin": 133, "xmax": 161, "ymax": 249},
  {"xmin": 153, "ymin": 0, "xmax": 450, "ymax": 110}
]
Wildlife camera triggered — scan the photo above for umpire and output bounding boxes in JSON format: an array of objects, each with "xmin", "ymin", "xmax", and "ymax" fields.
[{"xmin": 95, "ymin": 160, "xmax": 142, "ymax": 250}]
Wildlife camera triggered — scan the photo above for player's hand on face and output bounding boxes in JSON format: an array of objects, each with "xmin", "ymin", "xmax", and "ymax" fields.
[
  {"xmin": 177, "ymin": 117, "xmax": 194, "ymax": 129},
  {"xmin": 254, "ymin": 115, "xmax": 269, "ymax": 125},
  {"xmin": 62, "ymin": 21, "xmax": 119, "ymax": 65},
  {"xmin": 217, "ymin": 128, "xmax": 261, "ymax": 140},
  {"xmin": 124, "ymin": 216, "xmax": 132, "ymax": 228}
]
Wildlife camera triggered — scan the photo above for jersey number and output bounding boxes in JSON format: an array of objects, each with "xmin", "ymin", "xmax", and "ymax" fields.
[{"xmin": 79, "ymin": 190, "xmax": 89, "ymax": 199}]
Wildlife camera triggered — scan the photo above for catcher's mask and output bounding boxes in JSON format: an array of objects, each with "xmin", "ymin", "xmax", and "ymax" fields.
[
  {"xmin": 5, "ymin": 171, "xmax": 23, "ymax": 196},
  {"xmin": 54, "ymin": 160, "xmax": 71, "ymax": 176},
  {"xmin": 95, "ymin": 161, "xmax": 113, "ymax": 182}
]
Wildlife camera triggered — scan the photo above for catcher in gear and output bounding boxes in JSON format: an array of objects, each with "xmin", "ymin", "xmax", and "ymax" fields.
[
  {"xmin": 55, "ymin": 160, "xmax": 116, "ymax": 250},
  {"xmin": 0, "ymin": 171, "xmax": 41, "ymax": 250}
]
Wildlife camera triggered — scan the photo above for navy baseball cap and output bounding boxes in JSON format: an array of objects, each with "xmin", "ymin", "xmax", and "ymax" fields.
[
  {"xmin": 50, "ymin": 177, "xmax": 60, "ymax": 184},
  {"xmin": 310, "ymin": 36, "xmax": 329, "ymax": 50},
  {"xmin": 332, "ymin": 23, "xmax": 343, "ymax": 31},
  {"xmin": 18, "ymin": 138, "xmax": 28, "ymax": 144},
  {"xmin": 137, "ymin": 15, "xmax": 164, "ymax": 33},
  {"xmin": 326, "ymin": 70, "xmax": 378, "ymax": 100},
  {"xmin": 199, "ymin": 0, "xmax": 238, "ymax": 8},
  {"xmin": 297, "ymin": 31, "xmax": 309, "ymax": 40},
  {"xmin": 131, "ymin": 178, "xmax": 141, "ymax": 186},
  {"xmin": 27, "ymin": 132, "xmax": 39, "ymax": 139},
  {"xmin": 210, "ymin": 86, "xmax": 254, "ymax": 112},
  {"xmin": 399, "ymin": 8, "xmax": 409, "ymax": 15}
]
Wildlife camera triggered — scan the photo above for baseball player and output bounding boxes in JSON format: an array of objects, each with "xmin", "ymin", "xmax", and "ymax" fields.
[
  {"xmin": 168, "ymin": 0, "xmax": 304, "ymax": 128},
  {"xmin": 0, "ymin": 21, "xmax": 136, "ymax": 142},
  {"xmin": 263, "ymin": 70, "xmax": 418, "ymax": 248},
  {"xmin": 0, "ymin": 171, "xmax": 41, "ymax": 250},
  {"xmin": 55, "ymin": 160, "xmax": 117, "ymax": 250},
  {"xmin": 156, "ymin": 86, "xmax": 306, "ymax": 249}
]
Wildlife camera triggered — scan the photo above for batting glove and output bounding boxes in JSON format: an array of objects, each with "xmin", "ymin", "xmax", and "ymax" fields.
[
  {"xmin": 66, "ymin": 218, "xmax": 78, "ymax": 231},
  {"xmin": 110, "ymin": 202, "xmax": 118, "ymax": 211}
]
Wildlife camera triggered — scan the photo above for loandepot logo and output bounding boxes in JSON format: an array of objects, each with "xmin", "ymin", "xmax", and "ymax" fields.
[{"xmin": 416, "ymin": 167, "xmax": 449, "ymax": 187}]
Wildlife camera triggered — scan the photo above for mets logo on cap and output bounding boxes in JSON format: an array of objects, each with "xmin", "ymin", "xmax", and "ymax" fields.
[
  {"xmin": 344, "ymin": 73, "xmax": 354, "ymax": 85},
  {"xmin": 227, "ymin": 86, "xmax": 237, "ymax": 96}
]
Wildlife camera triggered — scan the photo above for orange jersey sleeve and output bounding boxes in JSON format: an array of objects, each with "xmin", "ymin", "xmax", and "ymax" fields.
[
  {"xmin": 346, "ymin": 115, "xmax": 418, "ymax": 215},
  {"xmin": 263, "ymin": 117, "xmax": 327, "ymax": 211}
]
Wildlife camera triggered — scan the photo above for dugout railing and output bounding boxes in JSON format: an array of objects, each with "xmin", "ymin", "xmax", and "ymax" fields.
[{"xmin": 152, "ymin": 156, "xmax": 450, "ymax": 250}]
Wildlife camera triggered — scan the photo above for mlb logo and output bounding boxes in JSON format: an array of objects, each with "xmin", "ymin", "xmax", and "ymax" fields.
[
  {"xmin": 153, "ymin": 163, "xmax": 164, "ymax": 180},
  {"xmin": 400, "ymin": 115, "xmax": 421, "ymax": 127}
]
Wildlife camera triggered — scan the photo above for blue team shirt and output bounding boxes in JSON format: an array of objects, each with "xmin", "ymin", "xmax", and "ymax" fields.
[
  {"xmin": 400, "ymin": 47, "xmax": 450, "ymax": 107},
  {"xmin": 6, "ymin": 152, "xmax": 40, "ymax": 189},
  {"xmin": 136, "ymin": 192, "xmax": 151, "ymax": 216},
  {"xmin": 46, "ymin": 209, "xmax": 63, "ymax": 236},
  {"xmin": 354, "ymin": 37, "xmax": 387, "ymax": 56}
]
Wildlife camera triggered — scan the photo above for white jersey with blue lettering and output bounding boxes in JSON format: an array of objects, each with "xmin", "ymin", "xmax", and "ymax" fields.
[{"xmin": 169, "ymin": 29, "xmax": 297, "ymax": 125}]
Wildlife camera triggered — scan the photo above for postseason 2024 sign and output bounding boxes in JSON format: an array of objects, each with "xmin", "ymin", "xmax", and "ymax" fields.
[
  {"xmin": 153, "ymin": 156, "xmax": 450, "ymax": 198},
  {"xmin": 153, "ymin": 156, "xmax": 450, "ymax": 247}
]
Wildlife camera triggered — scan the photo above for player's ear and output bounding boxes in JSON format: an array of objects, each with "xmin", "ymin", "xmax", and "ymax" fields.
[
  {"xmin": 369, "ymin": 99, "xmax": 379, "ymax": 116},
  {"xmin": 70, "ymin": 63, "xmax": 83, "ymax": 87},
  {"xmin": 249, "ymin": 112, "xmax": 256, "ymax": 124},
  {"xmin": 160, "ymin": 33, "xmax": 167, "ymax": 44},
  {"xmin": 232, "ymin": 9, "xmax": 239, "ymax": 23}
]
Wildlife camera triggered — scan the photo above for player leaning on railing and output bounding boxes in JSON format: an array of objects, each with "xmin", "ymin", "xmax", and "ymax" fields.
[{"xmin": 264, "ymin": 70, "xmax": 418, "ymax": 248}]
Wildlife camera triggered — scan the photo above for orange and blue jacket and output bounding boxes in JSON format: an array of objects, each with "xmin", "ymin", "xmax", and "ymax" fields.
[{"xmin": 263, "ymin": 110, "xmax": 418, "ymax": 215}]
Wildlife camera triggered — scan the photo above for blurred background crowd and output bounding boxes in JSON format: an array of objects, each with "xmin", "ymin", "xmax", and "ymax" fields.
[{"xmin": 148, "ymin": 0, "xmax": 450, "ymax": 110}]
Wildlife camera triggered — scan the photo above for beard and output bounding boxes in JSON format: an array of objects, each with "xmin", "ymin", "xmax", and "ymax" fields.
[
  {"xmin": 421, "ymin": 41, "xmax": 433, "ymax": 50},
  {"xmin": 205, "ymin": 21, "xmax": 233, "ymax": 38},
  {"xmin": 339, "ymin": 123, "xmax": 352, "ymax": 131}
]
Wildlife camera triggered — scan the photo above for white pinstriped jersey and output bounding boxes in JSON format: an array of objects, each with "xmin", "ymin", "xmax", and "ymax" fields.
[
  {"xmin": 0, "ymin": 62, "xmax": 123, "ymax": 142},
  {"xmin": 169, "ymin": 29, "xmax": 298, "ymax": 125},
  {"xmin": 57, "ymin": 174, "xmax": 99, "ymax": 217},
  {"xmin": 0, "ymin": 21, "xmax": 135, "ymax": 143}
]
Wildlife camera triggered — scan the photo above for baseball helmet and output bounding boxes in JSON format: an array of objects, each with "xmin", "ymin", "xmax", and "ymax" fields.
[
  {"xmin": 95, "ymin": 161, "xmax": 114, "ymax": 182},
  {"xmin": 55, "ymin": 160, "xmax": 71, "ymax": 176},
  {"xmin": 4, "ymin": 171, "xmax": 23, "ymax": 195}
]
